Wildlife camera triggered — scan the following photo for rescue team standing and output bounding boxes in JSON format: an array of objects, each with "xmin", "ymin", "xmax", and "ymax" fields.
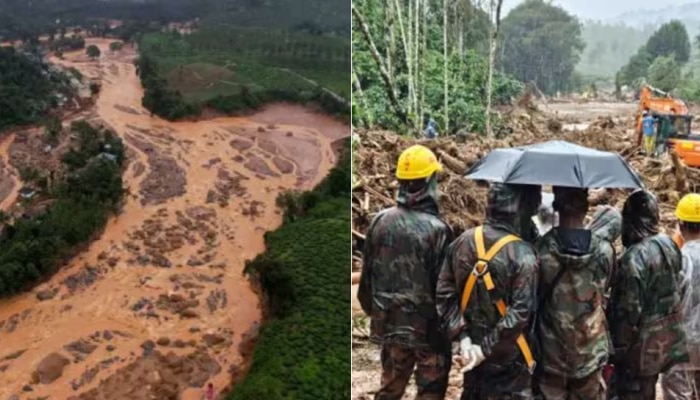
[{"xmin": 358, "ymin": 144, "xmax": 700, "ymax": 400}]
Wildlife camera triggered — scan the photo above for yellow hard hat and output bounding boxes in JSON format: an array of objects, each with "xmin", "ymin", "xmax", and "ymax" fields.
[
  {"xmin": 395, "ymin": 145, "xmax": 443, "ymax": 180},
  {"xmin": 676, "ymin": 193, "xmax": 700, "ymax": 223}
]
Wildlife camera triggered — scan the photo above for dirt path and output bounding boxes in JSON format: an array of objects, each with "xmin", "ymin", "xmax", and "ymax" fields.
[{"xmin": 0, "ymin": 38, "xmax": 349, "ymax": 399}]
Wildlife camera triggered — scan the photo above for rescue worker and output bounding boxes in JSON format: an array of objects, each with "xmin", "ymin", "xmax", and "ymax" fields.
[
  {"xmin": 661, "ymin": 193, "xmax": 700, "ymax": 399},
  {"xmin": 641, "ymin": 110, "xmax": 655, "ymax": 156},
  {"xmin": 608, "ymin": 189, "xmax": 689, "ymax": 400},
  {"xmin": 534, "ymin": 187, "xmax": 616, "ymax": 400},
  {"xmin": 436, "ymin": 183, "xmax": 541, "ymax": 399},
  {"xmin": 586, "ymin": 204, "xmax": 623, "ymax": 311},
  {"xmin": 424, "ymin": 117, "xmax": 439, "ymax": 139},
  {"xmin": 358, "ymin": 144, "xmax": 453, "ymax": 400}
]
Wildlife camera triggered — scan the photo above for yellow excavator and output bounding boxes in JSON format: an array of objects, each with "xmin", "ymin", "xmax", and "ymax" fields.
[{"xmin": 634, "ymin": 85, "xmax": 700, "ymax": 167}]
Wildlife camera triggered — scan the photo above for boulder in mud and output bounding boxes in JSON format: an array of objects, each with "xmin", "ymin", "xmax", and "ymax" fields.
[
  {"xmin": 36, "ymin": 288, "xmax": 58, "ymax": 301},
  {"xmin": 141, "ymin": 340, "xmax": 156, "ymax": 356},
  {"xmin": 203, "ymin": 333, "xmax": 226, "ymax": 347},
  {"xmin": 64, "ymin": 339, "xmax": 98, "ymax": 355},
  {"xmin": 157, "ymin": 337, "xmax": 171, "ymax": 346},
  {"xmin": 33, "ymin": 352, "xmax": 70, "ymax": 384}
]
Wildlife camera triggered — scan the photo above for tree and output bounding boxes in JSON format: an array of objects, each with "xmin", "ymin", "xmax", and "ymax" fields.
[
  {"xmin": 646, "ymin": 20, "xmax": 690, "ymax": 64},
  {"xmin": 500, "ymin": 0, "xmax": 584, "ymax": 94},
  {"xmin": 485, "ymin": 0, "xmax": 504, "ymax": 138},
  {"xmin": 648, "ymin": 55, "xmax": 681, "ymax": 92},
  {"xmin": 109, "ymin": 42, "xmax": 123, "ymax": 52},
  {"xmin": 617, "ymin": 46, "xmax": 652, "ymax": 88},
  {"xmin": 86, "ymin": 44, "xmax": 100, "ymax": 60},
  {"xmin": 43, "ymin": 116, "xmax": 61, "ymax": 145}
]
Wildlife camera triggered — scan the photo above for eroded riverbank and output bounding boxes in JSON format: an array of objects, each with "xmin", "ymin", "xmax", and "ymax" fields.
[{"xmin": 0, "ymin": 38, "xmax": 349, "ymax": 399}]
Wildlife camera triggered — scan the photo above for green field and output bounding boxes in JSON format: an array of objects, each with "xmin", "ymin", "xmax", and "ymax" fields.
[{"xmin": 139, "ymin": 27, "xmax": 349, "ymax": 106}]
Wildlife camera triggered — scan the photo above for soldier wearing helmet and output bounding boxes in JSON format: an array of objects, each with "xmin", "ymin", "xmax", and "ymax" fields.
[
  {"xmin": 358, "ymin": 144, "xmax": 454, "ymax": 399},
  {"xmin": 661, "ymin": 193, "xmax": 700, "ymax": 399}
]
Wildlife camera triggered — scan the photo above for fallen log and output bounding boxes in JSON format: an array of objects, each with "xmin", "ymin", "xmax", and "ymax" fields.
[
  {"xmin": 437, "ymin": 150, "xmax": 467, "ymax": 174},
  {"xmin": 670, "ymin": 150, "xmax": 687, "ymax": 193}
]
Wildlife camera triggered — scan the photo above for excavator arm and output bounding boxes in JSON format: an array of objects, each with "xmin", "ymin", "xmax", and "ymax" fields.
[{"xmin": 635, "ymin": 84, "xmax": 689, "ymax": 146}]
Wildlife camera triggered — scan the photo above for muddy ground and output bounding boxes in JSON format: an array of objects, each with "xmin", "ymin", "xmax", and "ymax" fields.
[
  {"xmin": 350, "ymin": 100, "xmax": 683, "ymax": 400},
  {"xmin": 0, "ymin": 38, "xmax": 349, "ymax": 400}
]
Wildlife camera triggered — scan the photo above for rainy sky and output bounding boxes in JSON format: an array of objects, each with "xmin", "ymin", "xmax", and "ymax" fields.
[{"xmin": 503, "ymin": 0, "xmax": 699, "ymax": 21}]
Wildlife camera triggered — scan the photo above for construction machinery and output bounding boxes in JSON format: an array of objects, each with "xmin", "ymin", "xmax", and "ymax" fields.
[{"xmin": 635, "ymin": 84, "xmax": 700, "ymax": 167}]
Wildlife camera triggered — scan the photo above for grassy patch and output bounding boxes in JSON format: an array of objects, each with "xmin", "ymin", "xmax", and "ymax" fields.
[{"xmin": 138, "ymin": 27, "xmax": 349, "ymax": 116}]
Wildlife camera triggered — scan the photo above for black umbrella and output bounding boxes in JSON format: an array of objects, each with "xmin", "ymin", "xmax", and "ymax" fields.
[{"xmin": 465, "ymin": 140, "xmax": 644, "ymax": 189}]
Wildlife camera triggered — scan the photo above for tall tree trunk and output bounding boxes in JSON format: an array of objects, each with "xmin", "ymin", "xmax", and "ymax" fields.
[
  {"xmin": 419, "ymin": 0, "xmax": 427, "ymax": 129},
  {"xmin": 443, "ymin": 0, "xmax": 449, "ymax": 134},
  {"xmin": 485, "ymin": 0, "xmax": 503, "ymax": 138},
  {"xmin": 352, "ymin": 5, "xmax": 407, "ymax": 123},
  {"xmin": 386, "ymin": 1, "xmax": 394, "ymax": 82},
  {"xmin": 413, "ymin": 0, "xmax": 421, "ymax": 132},
  {"xmin": 392, "ymin": 0, "xmax": 413, "ymax": 127},
  {"xmin": 406, "ymin": 0, "xmax": 414, "ymax": 124},
  {"xmin": 352, "ymin": 66, "xmax": 372, "ymax": 127}
]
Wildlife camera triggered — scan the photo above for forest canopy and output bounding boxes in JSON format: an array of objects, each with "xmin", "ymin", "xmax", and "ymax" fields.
[{"xmin": 500, "ymin": 0, "xmax": 585, "ymax": 95}]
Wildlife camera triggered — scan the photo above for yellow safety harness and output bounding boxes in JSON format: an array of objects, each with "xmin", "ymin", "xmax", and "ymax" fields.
[{"xmin": 459, "ymin": 226, "xmax": 536, "ymax": 373}]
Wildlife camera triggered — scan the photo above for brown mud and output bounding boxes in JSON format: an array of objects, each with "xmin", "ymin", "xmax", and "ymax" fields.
[{"xmin": 0, "ymin": 38, "xmax": 349, "ymax": 399}]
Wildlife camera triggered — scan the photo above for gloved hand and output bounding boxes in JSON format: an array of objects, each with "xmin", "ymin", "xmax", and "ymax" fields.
[
  {"xmin": 459, "ymin": 336, "xmax": 472, "ymax": 358},
  {"xmin": 460, "ymin": 344, "xmax": 485, "ymax": 373}
]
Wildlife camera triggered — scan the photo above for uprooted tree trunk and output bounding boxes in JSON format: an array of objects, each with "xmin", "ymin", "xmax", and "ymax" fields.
[
  {"xmin": 485, "ymin": 0, "xmax": 503, "ymax": 138},
  {"xmin": 352, "ymin": 4, "xmax": 407, "ymax": 124}
]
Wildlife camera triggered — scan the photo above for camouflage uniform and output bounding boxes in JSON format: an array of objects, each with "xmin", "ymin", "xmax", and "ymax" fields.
[
  {"xmin": 436, "ymin": 183, "xmax": 541, "ymax": 400},
  {"xmin": 358, "ymin": 175, "xmax": 453, "ymax": 400},
  {"xmin": 661, "ymin": 239, "xmax": 700, "ymax": 399},
  {"xmin": 608, "ymin": 190, "xmax": 689, "ymax": 400},
  {"xmin": 534, "ymin": 212, "xmax": 617, "ymax": 399}
]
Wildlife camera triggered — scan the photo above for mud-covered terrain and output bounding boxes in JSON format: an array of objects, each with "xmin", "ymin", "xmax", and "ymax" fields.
[
  {"xmin": 351, "ymin": 100, "xmax": 681, "ymax": 400},
  {"xmin": 0, "ymin": 38, "xmax": 349, "ymax": 399}
]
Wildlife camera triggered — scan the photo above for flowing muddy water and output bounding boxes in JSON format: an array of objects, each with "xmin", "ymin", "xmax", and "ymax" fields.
[{"xmin": 0, "ymin": 38, "xmax": 348, "ymax": 399}]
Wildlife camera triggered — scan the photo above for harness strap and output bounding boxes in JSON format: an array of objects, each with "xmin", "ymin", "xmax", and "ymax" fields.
[{"xmin": 459, "ymin": 226, "xmax": 536, "ymax": 373}]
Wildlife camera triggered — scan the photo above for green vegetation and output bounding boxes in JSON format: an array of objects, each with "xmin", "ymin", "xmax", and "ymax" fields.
[
  {"xmin": 228, "ymin": 141, "xmax": 350, "ymax": 400},
  {"xmin": 86, "ymin": 44, "xmax": 101, "ymax": 60},
  {"xmin": 0, "ymin": 122, "xmax": 124, "ymax": 296},
  {"xmin": 137, "ymin": 26, "xmax": 349, "ymax": 119},
  {"xmin": 49, "ymin": 36, "xmax": 86, "ymax": 52},
  {"xmin": 0, "ymin": 47, "xmax": 70, "ymax": 131},
  {"xmin": 353, "ymin": 0, "xmax": 522, "ymax": 135},
  {"xmin": 500, "ymin": 0, "xmax": 585, "ymax": 94},
  {"xmin": 617, "ymin": 20, "xmax": 692, "ymax": 90},
  {"xmin": 648, "ymin": 55, "xmax": 682, "ymax": 92}
]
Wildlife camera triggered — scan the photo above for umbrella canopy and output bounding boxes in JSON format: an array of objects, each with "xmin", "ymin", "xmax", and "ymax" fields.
[{"xmin": 465, "ymin": 140, "xmax": 644, "ymax": 189}]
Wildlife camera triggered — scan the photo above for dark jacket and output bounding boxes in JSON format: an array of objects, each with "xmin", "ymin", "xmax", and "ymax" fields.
[{"xmin": 358, "ymin": 176, "xmax": 453, "ymax": 349}]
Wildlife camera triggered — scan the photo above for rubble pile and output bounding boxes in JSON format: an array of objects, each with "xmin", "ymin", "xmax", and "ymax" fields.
[{"xmin": 352, "ymin": 111, "xmax": 700, "ymax": 263}]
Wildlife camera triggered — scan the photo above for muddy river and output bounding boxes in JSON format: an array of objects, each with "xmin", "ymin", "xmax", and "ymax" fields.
[{"xmin": 0, "ymin": 38, "xmax": 348, "ymax": 399}]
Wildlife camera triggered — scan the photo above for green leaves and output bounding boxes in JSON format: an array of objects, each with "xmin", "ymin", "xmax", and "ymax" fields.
[
  {"xmin": 648, "ymin": 55, "xmax": 681, "ymax": 92},
  {"xmin": 500, "ymin": 0, "xmax": 584, "ymax": 94}
]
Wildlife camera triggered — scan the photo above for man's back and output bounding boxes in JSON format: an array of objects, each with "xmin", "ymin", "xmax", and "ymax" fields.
[
  {"xmin": 610, "ymin": 233, "xmax": 688, "ymax": 375},
  {"xmin": 643, "ymin": 115, "xmax": 655, "ymax": 136},
  {"xmin": 436, "ymin": 224, "xmax": 538, "ymax": 368},
  {"xmin": 358, "ymin": 205, "xmax": 451, "ymax": 348},
  {"xmin": 536, "ymin": 229, "xmax": 614, "ymax": 379}
]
